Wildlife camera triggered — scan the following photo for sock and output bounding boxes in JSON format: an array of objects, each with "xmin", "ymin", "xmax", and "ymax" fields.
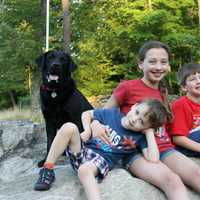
[{"xmin": 43, "ymin": 162, "xmax": 55, "ymax": 169}]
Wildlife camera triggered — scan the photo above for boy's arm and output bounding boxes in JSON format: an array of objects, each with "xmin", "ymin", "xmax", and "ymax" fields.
[
  {"xmin": 81, "ymin": 110, "xmax": 94, "ymax": 142},
  {"xmin": 90, "ymin": 95, "xmax": 118, "ymax": 144},
  {"xmin": 170, "ymin": 100, "xmax": 200, "ymax": 151},
  {"xmin": 173, "ymin": 135, "xmax": 200, "ymax": 152},
  {"xmin": 90, "ymin": 120, "xmax": 111, "ymax": 144},
  {"xmin": 142, "ymin": 129, "xmax": 159, "ymax": 163}
]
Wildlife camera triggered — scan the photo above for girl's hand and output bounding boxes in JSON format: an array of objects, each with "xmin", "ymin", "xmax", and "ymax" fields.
[{"xmin": 91, "ymin": 120, "xmax": 111, "ymax": 144}]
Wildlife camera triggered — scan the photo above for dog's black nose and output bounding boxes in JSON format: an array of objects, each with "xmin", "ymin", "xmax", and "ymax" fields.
[
  {"xmin": 51, "ymin": 63, "xmax": 60, "ymax": 68},
  {"xmin": 49, "ymin": 63, "xmax": 61, "ymax": 74}
]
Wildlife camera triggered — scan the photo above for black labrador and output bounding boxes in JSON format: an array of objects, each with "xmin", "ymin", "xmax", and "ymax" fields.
[{"xmin": 36, "ymin": 50, "xmax": 93, "ymax": 167}]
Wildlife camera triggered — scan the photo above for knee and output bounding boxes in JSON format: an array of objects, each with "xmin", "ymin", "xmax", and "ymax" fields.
[
  {"xmin": 164, "ymin": 173, "xmax": 184, "ymax": 189},
  {"xmin": 193, "ymin": 167, "xmax": 200, "ymax": 177},
  {"xmin": 189, "ymin": 167, "xmax": 200, "ymax": 184},
  {"xmin": 58, "ymin": 123, "xmax": 79, "ymax": 136},
  {"xmin": 78, "ymin": 164, "xmax": 91, "ymax": 182}
]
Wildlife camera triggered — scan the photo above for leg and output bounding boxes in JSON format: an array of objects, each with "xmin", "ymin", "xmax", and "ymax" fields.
[
  {"xmin": 163, "ymin": 151, "xmax": 200, "ymax": 192},
  {"xmin": 34, "ymin": 122, "xmax": 81, "ymax": 191},
  {"xmin": 129, "ymin": 156, "xmax": 190, "ymax": 200},
  {"xmin": 45, "ymin": 122, "xmax": 81, "ymax": 164},
  {"xmin": 78, "ymin": 162, "xmax": 101, "ymax": 200},
  {"xmin": 46, "ymin": 120, "xmax": 57, "ymax": 154},
  {"xmin": 37, "ymin": 120, "xmax": 57, "ymax": 167}
]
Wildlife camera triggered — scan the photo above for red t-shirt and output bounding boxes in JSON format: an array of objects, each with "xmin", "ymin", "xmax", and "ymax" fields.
[
  {"xmin": 170, "ymin": 96, "xmax": 200, "ymax": 137},
  {"xmin": 113, "ymin": 79, "xmax": 174, "ymax": 152}
]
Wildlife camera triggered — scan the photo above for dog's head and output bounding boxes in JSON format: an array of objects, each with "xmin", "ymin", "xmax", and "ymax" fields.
[{"xmin": 36, "ymin": 50, "xmax": 77, "ymax": 84}]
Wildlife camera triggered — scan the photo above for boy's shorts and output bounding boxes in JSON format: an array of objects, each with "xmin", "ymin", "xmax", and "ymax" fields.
[
  {"xmin": 66, "ymin": 145, "xmax": 109, "ymax": 181},
  {"xmin": 121, "ymin": 152, "xmax": 143, "ymax": 170}
]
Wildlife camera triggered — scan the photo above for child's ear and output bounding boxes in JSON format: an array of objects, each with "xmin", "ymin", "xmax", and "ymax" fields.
[
  {"xmin": 138, "ymin": 61, "xmax": 143, "ymax": 71},
  {"xmin": 180, "ymin": 85, "xmax": 187, "ymax": 94}
]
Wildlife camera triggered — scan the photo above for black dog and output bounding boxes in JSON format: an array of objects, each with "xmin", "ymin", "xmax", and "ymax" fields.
[{"xmin": 36, "ymin": 50, "xmax": 93, "ymax": 167}]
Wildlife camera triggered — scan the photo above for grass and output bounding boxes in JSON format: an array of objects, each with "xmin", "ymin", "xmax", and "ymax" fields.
[
  {"xmin": 0, "ymin": 95, "xmax": 108, "ymax": 122},
  {"xmin": 0, "ymin": 107, "xmax": 44, "ymax": 123}
]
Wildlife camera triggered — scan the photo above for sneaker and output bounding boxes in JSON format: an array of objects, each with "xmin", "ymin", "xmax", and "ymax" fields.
[{"xmin": 34, "ymin": 168, "xmax": 55, "ymax": 191}]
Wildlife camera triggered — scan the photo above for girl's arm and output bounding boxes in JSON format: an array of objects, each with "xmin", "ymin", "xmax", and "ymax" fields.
[
  {"xmin": 142, "ymin": 129, "xmax": 159, "ymax": 163},
  {"xmin": 104, "ymin": 95, "xmax": 119, "ymax": 108},
  {"xmin": 81, "ymin": 110, "xmax": 94, "ymax": 142},
  {"xmin": 90, "ymin": 95, "xmax": 119, "ymax": 144},
  {"xmin": 173, "ymin": 135, "xmax": 200, "ymax": 152}
]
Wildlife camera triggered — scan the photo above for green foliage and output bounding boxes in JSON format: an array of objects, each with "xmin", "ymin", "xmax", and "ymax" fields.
[
  {"xmin": 0, "ymin": 0, "xmax": 42, "ymax": 108},
  {"xmin": 1, "ymin": 0, "xmax": 200, "ymax": 109},
  {"xmin": 70, "ymin": 0, "xmax": 200, "ymax": 95}
]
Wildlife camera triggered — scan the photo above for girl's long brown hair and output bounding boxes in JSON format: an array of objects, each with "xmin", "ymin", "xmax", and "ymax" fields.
[{"xmin": 138, "ymin": 40, "xmax": 172, "ymax": 122}]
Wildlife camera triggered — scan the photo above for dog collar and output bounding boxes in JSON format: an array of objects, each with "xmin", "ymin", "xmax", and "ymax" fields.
[
  {"xmin": 40, "ymin": 79, "xmax": 76, "ymax": 98},
  {"xmin": 40, "ymin": 85, "xmax": 58, "ymax": 98},
  {"xmin": 41, "ymin": 84, "xmax": 54, "ymax": 91}
]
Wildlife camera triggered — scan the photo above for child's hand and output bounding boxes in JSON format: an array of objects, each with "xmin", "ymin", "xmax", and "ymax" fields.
[
  {"xmin": 91, "ymin": 120, "xmax": 111, "ymax": 144},
  {"xmin": 80, "ymin": 130, "xmax": 91, "ymax": 142},
  {"xmin": 143, "ymin": 128, "xmax": 155, "ymax": 135}
]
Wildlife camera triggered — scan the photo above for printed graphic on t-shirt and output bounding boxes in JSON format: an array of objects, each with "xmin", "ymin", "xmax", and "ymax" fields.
[
  {"xmin": 119, "ymin": 136, "xmax": 136, "ymax": 150},
  {"xmin": 94, "ymin": 125, "xmax": 136, "ymax": 152},
  {"xmin": 190, "ymin": 114, "xmax": 200, "ymax": 133},
  {"xmin": 155, "ymin": 126, "xmax": 170, "ymax": 142}
]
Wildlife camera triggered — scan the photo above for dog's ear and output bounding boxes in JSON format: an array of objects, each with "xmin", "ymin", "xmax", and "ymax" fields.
[
  {"xmin": 35, "ymin": 52, "xmax": 48, "ymax": 69},
  {"xmin": 66, "ymin": 54, "xmax": 77, "ymax": 72}
]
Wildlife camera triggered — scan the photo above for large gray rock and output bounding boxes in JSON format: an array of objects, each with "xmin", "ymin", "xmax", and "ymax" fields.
[
  {"xmin": 0, "ymin": 156, "xmax": 34, "ymax": 182},
  {"xmin": 0, "ymin": 120, "xmax": 46, "ymax": 160},
  {"xmin": 0, "ymin": 120, "xmax": 199, "ymax": 200},
  {"xmin": 0, "ymin": 166, "xmax": 199, "ymax": 200}
]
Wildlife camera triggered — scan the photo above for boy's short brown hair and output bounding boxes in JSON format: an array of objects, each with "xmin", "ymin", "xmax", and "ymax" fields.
[
  {"xmin": 178, "ymin": 63, "xmax": 200, "ymax": 86},
  {"xmin": 141, "ymin": 99, "xmax": 172, "ymax": 131}
]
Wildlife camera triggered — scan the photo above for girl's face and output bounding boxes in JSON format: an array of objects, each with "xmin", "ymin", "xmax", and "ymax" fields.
[{"xmin": 139, "ymin": 48, "xmax": 170, "ymax": 88}]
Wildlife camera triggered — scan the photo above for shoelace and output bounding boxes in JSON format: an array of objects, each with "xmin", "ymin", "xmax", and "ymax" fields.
[{"xmin": 39, "ymin": 169, "xmax": 54, "ymax": 184}]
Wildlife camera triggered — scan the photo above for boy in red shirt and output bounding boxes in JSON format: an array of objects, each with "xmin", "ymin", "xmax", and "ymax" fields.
[{"xmin": 170, "ymin": 63, "xmax": 200, "ymax": 156}]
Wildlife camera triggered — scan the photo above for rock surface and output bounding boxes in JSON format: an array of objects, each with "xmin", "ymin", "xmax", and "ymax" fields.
[
  {"xmin": 0, "ymin": 120, "xmax": 200, "ymax": 200},
  {"xmin": 0, "ymin": 166, "xmax": 199, "ymax": 200}
]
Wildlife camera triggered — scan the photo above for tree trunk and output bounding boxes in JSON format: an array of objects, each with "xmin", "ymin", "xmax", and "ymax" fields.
[
  {"xmin": 62, "ymin": 0, "xmax": 70, "ymax": 54},
  {"xmin": 148, "ymin": 0, "xmax": 152, "ymax": 10},
  {"xmin": 8, "ymin": 90, "xmax": 17, "ymax": 109},
  {"xmin": 30, "ymin": 0, "xmax": 46, "ymax": 121},
  {"xmin": 198, "ymin": 0, "xmax": 200, "ymax": 26}
]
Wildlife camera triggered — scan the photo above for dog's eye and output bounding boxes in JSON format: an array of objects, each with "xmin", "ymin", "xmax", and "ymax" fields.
[
  {"xmin": 60, "ymin": 56, "xmax": 67, "ymax": 62},
  {"xmin": 47, "ymin": 54, "xmax": 55, "ymax": 60}
]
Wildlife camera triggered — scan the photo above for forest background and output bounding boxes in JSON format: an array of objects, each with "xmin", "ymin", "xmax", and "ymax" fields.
[{"xmin": 0, "ymin": 0, "xmax": 200, "ymax": 114}]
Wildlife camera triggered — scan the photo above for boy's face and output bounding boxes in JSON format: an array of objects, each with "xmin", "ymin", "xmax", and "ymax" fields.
[
  {"xmin": 184, "ymin": 72, "xmax": 200, "ymax": 98},
  {"xmin": 122, "ymin": 103, "xmax": 151, "ymax": 132}
]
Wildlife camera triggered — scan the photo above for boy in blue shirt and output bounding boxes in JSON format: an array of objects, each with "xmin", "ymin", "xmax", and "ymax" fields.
[{"xmin": 34, "ymin": 99, "xmax": 170, "ymax": 200}]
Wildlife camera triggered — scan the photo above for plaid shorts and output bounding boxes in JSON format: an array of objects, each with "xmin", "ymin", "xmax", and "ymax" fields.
[{"xmin": 66, "ymin": 145, "xmax": 110, "ymax": 181}]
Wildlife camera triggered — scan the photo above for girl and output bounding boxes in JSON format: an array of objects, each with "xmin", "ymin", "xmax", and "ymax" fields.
[{"xmin": 91, "ymin": 40, "xmax": 200, "ymax": 200}]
